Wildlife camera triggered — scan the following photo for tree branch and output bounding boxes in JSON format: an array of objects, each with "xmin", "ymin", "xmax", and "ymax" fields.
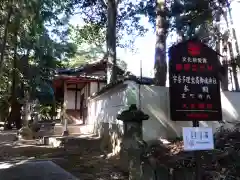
[{"xmin": 99, "ymin": 0, "xmax": 107, "ymax": 9}]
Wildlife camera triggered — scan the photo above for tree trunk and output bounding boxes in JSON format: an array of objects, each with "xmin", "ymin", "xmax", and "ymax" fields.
[
  {"xmin": 215, "ymin": 11, "xmax": 228, "ymax": 90},
  {"xmin": 226, "ymin": 0, "xmax": 240, "ymax": 56},
  {"xmin": 226, "ymin": 0, "xmax": 240, "ymax": 90},
  {"xmin": 226, "ymin": 3, "xmax": 240, "ymax": 89},
  {"xmin": 6, "ymin": 100, "xmax": 22, "ymax": 130},
  {"xmin": 6, "ymin": 52, "xmax": 20, "ymax": 129},
  {"xmin": 6, "ymin": 17, "xmax": 21, "ymax": 129},
  {"xmin": 228, "ymin": 42, "xmax": 240, "ymax": 91},
  {"xmin": 0, "ymin": 5, "xmax": 13, "ymax": 73},
  {"xmin": 106, "ymin": 0, "xmax": 117, "ymax": 84},
  {"xmin": 22, "ymin": 90, "xmax": 31, "ymax": 127},
  {"xmin": 154, "ymin": 0, "xmax": 167, "ymax": 86},
  {"xmin": 223, "ymin": 10, "xmax": 239, "ymax": 91},
  {"xmin": 177, "ymin": 31, "xmax": 184, "ymax": 43},
  {"xmin": 221, "ymin": 40, "xmax": 229, "ymax": 91}
]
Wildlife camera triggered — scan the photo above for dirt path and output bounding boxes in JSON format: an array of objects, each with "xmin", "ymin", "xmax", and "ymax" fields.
[{"xmin": 0, "ymin": 133, "xmax": 128, "ymax": 180}]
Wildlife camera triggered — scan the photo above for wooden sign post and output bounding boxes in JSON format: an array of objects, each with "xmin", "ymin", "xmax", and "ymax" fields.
[{"xmin": 168, "ymin": 39, "xmax": 223, "ymax": 180}]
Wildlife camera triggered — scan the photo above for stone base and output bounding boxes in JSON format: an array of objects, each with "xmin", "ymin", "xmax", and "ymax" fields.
[
  {"xmin": 62, "ymin": 130, "xmax": 69, "ymax": 136},
  {"xmin": 18, "ymin": 127, "xmax": 34, "ymax": 140},
  {"xmin": 97, "ymin": 122, "xmax": 123, "ymax": 155},
  {"xmin": 41, "ymin": 136, "xmax": 50, "ymax": 145},
  {"xmin": 42, "ymin": 136, "xmax": 66, "ymax": 148},
  {"xmin": 54, "ymin": 124, "xmax": 94, "ymax": 135}
]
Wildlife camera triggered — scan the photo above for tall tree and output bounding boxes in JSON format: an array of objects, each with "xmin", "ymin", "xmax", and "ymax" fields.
[
  {"xmin": 139, "ymin": 0, "xmax": 216, "ymax": 85},
  {"xmin": 0, "ymin": 0, "xmax": 77, "ymax": 127},
  {"xmin": 154, "ymin": 0, "xmax": 167, "ymax": 86},
  {"xmin": 76, "ymin": 0, "xmax": 148, "ymax": 83},
  {"xmin": 225, "ymin": 0, "xmax": 240, "ymax": 91},
  {"xmin": 0, "ymin": 3, "xmax": 13, "ymax": 73},
  {"xmin": 226, "ymin": 0, "xmax": 240, "ymax": 57},
  {"xmin": 106, "ymin": 0, "xmax": 117, "ymax": 83}
]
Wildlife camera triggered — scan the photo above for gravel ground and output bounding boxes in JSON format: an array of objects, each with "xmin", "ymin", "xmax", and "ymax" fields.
[{"xmin": 0, "ymin": 132, "xmax": 128, "ymax": 180}]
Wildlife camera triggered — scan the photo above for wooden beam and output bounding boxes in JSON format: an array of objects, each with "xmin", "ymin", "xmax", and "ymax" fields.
[
  {"xmin": 88, "ymin": 83, "xmax": 91, "ymax": 97},
  {"xmin": 67, "ymin": 88, "xmax": 82, "ymax": 91},
  {"xmin": 62, "ymin": 80, "xmax": 64, "ymax": 104},
  {"xmin": 75, "ymin": 84, "xmax": 78, "ymax": 110},
  {"xmin": 65, "ymin": 78, "xmax": 106, "ymax": 83}
]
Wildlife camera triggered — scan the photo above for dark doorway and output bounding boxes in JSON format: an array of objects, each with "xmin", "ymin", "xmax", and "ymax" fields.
[{"xmin": 80, "ymin": 93, "xmax": 84, "ymax": 119}]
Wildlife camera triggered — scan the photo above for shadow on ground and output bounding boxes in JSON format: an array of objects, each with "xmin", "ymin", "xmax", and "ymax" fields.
[{"xmin": 0, "ymin": 134, "xmax": 128, "ymax": 180}]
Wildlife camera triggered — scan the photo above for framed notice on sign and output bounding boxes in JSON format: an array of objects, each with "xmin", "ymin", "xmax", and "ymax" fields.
[
  {"xmin": 168, "ymin": 39, "xmax": 222, "ymax": 121},
  {"xmin": 183, "ymin": 127, "xmax": 214, "ymax": 151}
]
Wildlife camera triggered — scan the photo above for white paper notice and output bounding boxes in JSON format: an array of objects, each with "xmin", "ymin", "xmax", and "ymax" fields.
[{"xmin": 182, "ymin": 127, "xmax": 214, "ymax": 151}]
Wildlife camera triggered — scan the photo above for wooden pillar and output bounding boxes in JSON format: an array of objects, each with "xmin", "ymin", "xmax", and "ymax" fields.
[
  {"xmin": 88, "ymin": 82, "xmax": 91, "ymax": 96},
  {"xmin": 61, "ymin": 80, "xmax": 65, "ymax": 104},
  {"xmin": 75, "ymin": 84, "xmax": 78, "ymax": 110},
  {"xmin": 61, "ymin": 80, "xmax": 65, "ymax": 124},
  {"xmin": 97, "ymin": 81, "xmax": 100, "ymax": 92}
]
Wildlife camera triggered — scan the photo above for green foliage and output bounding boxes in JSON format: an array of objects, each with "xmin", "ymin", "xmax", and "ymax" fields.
[
  {"xmin": 69, "ymin": 24, "xmax": 105, "ymax": 46},
  {"xmin": 142, "ymin": 128, "xmax": 240, "ymax": 179},
  {"xmin": 64, "ymin": 23, "xmax": 106, "ymax": 67},
  {"xmin": 66, "ymin": 22, "xmax": 127, "ymax": 70},
  {"xmin": 0, "ymin": 0, "xmax": 78, "ymax": 121},
  {"xmin": 169, "ymin": 0, "xmax": 216, "ymax": 44},
  {"xmin": 137, "ymin": 0, "xmax": 228, "ymax": 46},
  {"xmin": 76, "ymin": 0, "xmax": 148, "ymax": 48},
  {"xmin": 39, "ymin": 105, "xmax": 53, "ymax": 121}
]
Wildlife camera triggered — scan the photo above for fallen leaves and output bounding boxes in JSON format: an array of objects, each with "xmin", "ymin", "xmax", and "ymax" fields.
[{"xmin": 142, "ymin": 127, "xmax": 240, "ymax": 179}]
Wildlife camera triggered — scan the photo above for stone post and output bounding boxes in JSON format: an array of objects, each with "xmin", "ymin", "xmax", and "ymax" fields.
[
  {"xmin": 117, "ymin": 104, "xmax": 149, "ymax": 180},
  {"xmin": 23, "ymin": 90, "xmax": 31, "ymax": 126},
  {"xmin": 18, "ymin": 91, "xmax": 34, "ymax": 140},
  {"xmin": 33, "ymin": 99, "xmax": 40, "ymax": 123},
  {"xmin": 62, "ymin": 102, "xmax": 69, "ymax": 136}
]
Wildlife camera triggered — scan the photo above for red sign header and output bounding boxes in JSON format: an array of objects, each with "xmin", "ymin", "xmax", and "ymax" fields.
[{"xmin": 188, "ymin": 42, "xmax": 201, "ymax": 56}]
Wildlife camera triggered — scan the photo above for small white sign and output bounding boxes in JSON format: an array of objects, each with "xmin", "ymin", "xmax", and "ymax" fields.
[{"xmin": 182, "ymin": 127, "xmax": 214, "ymax": 151}]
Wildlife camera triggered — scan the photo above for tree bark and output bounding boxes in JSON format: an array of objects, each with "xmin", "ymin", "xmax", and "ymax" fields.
[
  {"xmin": 177, "ymin": 31, "xmax": 184, "ymax": 43},
  {"xmin": 0, "ymin": 5, "xmax": 13, "ymax": 73},
  {"xmin": 154, "ymin": 0, "xmax": 167, "ymax": 86},
  {"xmin": 223, "ymin": 10, "xmax": 239, "ymax": 91},
  {"xmin": 225, "ymin": 0, "xmax": 240, "ymax": 90},
  {"xmin": 6, "ymin": 17, "xmax": 22, "ymax": 129},
  {"xmin": 106, "ymin": 0, "xmax": 117, "ymax": 84},
  {"xmin": 215, "ymin": 11, "xmax": 228, "ymax": 91},
  {"xmin": 221, "ymin": 40, "xmax": 229, "ymax": 91},
  {"xmin": 226, "ymin": 0, "xmax": 240, "ymax": 56},
  {"xmin": 228, "ymin": 42, "xmax": 239, "ymax": 91}
]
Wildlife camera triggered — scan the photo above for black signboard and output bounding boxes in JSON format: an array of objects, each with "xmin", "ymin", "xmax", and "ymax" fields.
[{"xmin": 169, "ymin": 39, "xmax": 222, "ymax": 121}]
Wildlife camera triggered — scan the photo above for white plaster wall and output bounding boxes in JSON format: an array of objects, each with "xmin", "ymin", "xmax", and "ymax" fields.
[
  {"xmin": 87, "ymin": 80, "xmax": 240, "ymax": 142},
  {"xmin": 64, "ymin": 81, "xmax": 105, "ymax": 110},
  {"xmin": 64, "ymin": 83, "xmax": 84, "ymax": 110},
  {"xmin": 66, "ymin": 90, "xmax": 75, "ymax": 109},
  {"xmin": 100, "ymin": 83, "xmax": 105, "ymax": 91},
  {"xmin": 64, "ymin": 82, "xmax": 68, "ymax": 108},
  {"xmin": 87, "ymin": 83, "xmax": 128, "ymax": 134},
  {"xmin": 139, "ymin": 85, "xmax": 172, "ymax": 141},
  {"xmin": 90, "ymin": 82, "xmax": 98, "ymax": 95},
  {"xmin": 80, "ymin": 84, "xmax": 88, "ymax": 99},
  {"xmin": 76, "ymin": 91, "xmax": 81, "ymax": 109},
  {"xmin": 139, "ymin": 85, "xmax": 240, "ymax": 141}
]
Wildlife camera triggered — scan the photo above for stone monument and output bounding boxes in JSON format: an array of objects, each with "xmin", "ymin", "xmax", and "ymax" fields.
[{"xmin": 117, "ymin": 104, "xmax": 149, "ymax": 180}]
